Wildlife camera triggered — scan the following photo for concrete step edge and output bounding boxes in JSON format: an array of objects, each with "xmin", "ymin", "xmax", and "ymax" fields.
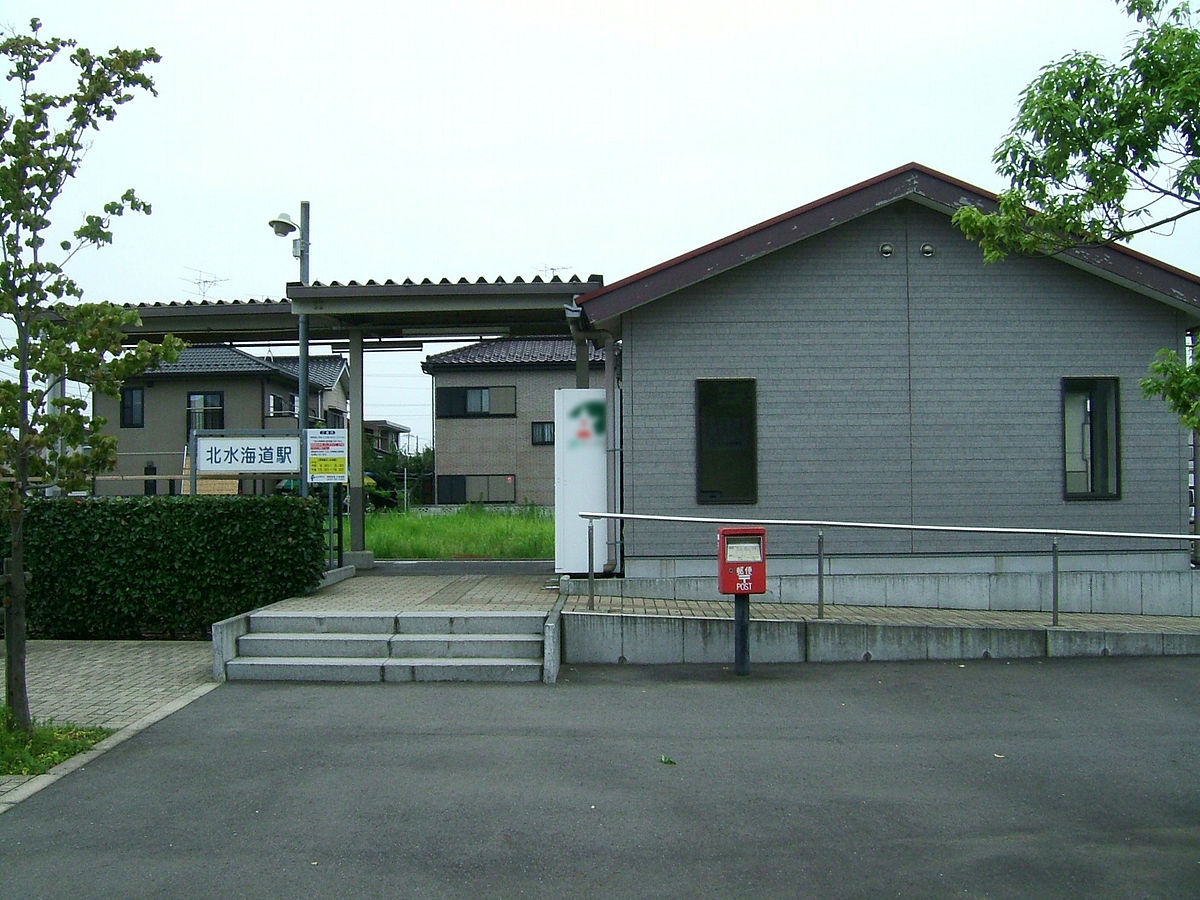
[
  {"xmin": 389, "ymin": 634, "xmax": 544, "ymax": 643},
  {"xmin": 386, "ymin": 657, "xmax": 542, "ymax": 666}
]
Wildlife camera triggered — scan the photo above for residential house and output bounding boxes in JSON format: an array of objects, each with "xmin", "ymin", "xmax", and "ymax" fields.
[
  {"xmin": 364, "ymin": 420, "xmax": 411, "ymax": 455},
  {"xmin": 574, "ymin": 163, "xmax": 1200, "ymax": 612},
  {"xmin": 95, "ymin": 344, "xmax": 349, "ymax": 496},
  {"xmin": 422, "ymin": 337, "xmax": 604, "ymax": 505}
]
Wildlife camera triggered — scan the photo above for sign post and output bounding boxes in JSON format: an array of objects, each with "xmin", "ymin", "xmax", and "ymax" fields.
[
  {"xmin": 307, "ymin": 429, "xmax": 348, "ymax": 569},
  {"xmin": 717, "ymin": 526, "xmax": 768, "ymax": 676}
]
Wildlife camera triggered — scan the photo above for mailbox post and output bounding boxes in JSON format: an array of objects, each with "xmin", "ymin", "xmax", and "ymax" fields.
[{"xmin": 717, "ymin": 526, "xmax": 767, "ymax": 676}]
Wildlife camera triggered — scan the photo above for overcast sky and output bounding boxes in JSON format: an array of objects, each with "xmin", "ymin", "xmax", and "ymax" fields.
[{"xmin": 4, "ymin": 0, "xmax": 1196, "ymax": 449}]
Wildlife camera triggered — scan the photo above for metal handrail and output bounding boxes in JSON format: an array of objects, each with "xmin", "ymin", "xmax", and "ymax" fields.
[{"xmin": 578, "ymin": 511, "xmax": 1200, "ymax": 625}]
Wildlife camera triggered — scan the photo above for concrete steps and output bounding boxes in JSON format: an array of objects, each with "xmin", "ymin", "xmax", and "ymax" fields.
[{"xmin": 223, "ymin": 611, "xmax": 545, "ymax": 683}]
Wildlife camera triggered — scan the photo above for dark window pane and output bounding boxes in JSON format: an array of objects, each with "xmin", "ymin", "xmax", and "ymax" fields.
[
  {"xmin": 1063, "ymin": 377, "xmax": 1120, "ymax": 499},
  {"xmin": 438, "ymin": 475, "xmax": 466, "ymax": 504},
  {"xmin": 696, "ymin": 379, "xmax": 757, "ymax": 504},
  {"xmin": 121, "ymin": 387, "xmax": 144, "ymax": 428}
]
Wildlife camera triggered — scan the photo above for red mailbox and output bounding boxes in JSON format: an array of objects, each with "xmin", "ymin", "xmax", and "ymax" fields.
[{"xmin": 717, "ymin": 526, "xmax": 767, "ymax": 595}]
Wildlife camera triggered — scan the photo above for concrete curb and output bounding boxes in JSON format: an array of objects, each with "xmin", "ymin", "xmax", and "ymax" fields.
[
  {"xmin": 542, "ymin": 593, "xmax": 567, "ymax": 685},
  {"xmin": 561, "ymin": 611, "xmax": 1200, "ymax": 665},
  {"xmin": 0, "ymin": 681, "xmax": 219, "ymax": 815},
  {"xmin": 319, "ymin": 565, "xmax": 357, "ymax": 588}
]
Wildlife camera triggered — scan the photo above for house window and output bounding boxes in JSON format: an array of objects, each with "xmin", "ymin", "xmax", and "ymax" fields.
[
  {"xmin": 467, "ymin": 388, "xmax": 489, "ymax": 414},
  {"xmin": 435, "ymin": 386, "xmax": 516, "ymax": 418},
  {"xmin": 696, "ymin": 379, "xmax": 757, "ymax": 504},
  {"xmin": 120, "ymin": 387, "xmax": 144, "ymax": 428},
  {"xmin": 326, "ymin": 409, "xmax": 345, "ymax": 429},
  {"xmin": 1062, "ymin": 378, "xmax": 1120, "ymax": 500},
  {"xmin": 438, "ymin": 474, "xmax": 516, "ymax": 503},
  {"xmin": 531, "ymin": 422, "xmax": 554, "ymax": 445},
  {"xmin": 187, "ymin": 392, "xmax": 224, "ymax": 437},
  {"xmin": 268, "ymin": 393, "xmax": 292, "ymax": 416}
]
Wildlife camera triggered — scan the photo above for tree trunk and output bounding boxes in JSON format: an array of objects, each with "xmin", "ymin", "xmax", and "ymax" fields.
[{"xmin": 4, "ymin": 491, "xmax": 30, "ymax": 731}]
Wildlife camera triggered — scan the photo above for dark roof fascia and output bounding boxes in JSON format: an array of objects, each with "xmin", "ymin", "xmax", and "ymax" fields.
[
  {"xmin": 577, "ymin": 162, "xmax": 1200, "ymax": 326},
  {"xmin": 421, "ymin": 359, "xmax": 603, "ymax": 374},
  {"xmin": 364, "ymin": 419, "xmax": 411, "ymax": 434},
  {"xmin": 287, "ymin": 276, "xmax": 604, "ymax": 310}
]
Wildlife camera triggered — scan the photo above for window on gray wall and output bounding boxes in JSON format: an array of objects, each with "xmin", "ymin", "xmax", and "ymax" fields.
[
  {"xmin": 696, "ymin": 378, "xmax": 757, "ymax": 504},
  {"xmin": 120, "ymin": 386, "xmax": 144, "ymax": 428},
  {"xmin": 531, "ymin": 421, "xmax": 554, "ymax": 445},
  {"xmin": 1062, "ymin": 377, "xmax": 1120, "ymax": 500},
  {"xmin": 436, "ymin": 386, "xmax": 516, "ymax": 418}
]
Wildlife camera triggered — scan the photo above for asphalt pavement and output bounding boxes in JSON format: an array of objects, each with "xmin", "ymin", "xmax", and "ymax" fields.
[{"xmin": 1, "ymin": 657, "xmax": 1197, "ymax": 899}]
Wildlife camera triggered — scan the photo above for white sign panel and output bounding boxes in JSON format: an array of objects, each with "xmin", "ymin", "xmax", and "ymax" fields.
[
  {"xmin": 196, "ymin": 436, "xmax": 301, "ymax": 473},
  {"xmin": 554, "ymin": 389, "xmax": 610, "ymax": 574},
  {"xmin": 307, "ymin": 428, "xmax": 348, "ymax": 484}
]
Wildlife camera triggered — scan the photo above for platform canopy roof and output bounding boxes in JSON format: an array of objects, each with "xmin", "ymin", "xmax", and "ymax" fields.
[{"xmin": 119, "ymin": 274, "xmax": 604, "ymax": 346}]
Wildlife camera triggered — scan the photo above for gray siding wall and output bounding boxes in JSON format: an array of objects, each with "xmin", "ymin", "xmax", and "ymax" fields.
[{"xmin": 621, "ymin": 202, "xmax": 1191, "ymax": 563}]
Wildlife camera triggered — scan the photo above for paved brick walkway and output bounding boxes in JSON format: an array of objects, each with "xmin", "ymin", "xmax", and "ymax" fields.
[
  {"xmin": 267, "ymin": 572, "xmax": 1200, "ymax": 634},
  {"xmin": 0, "ymin": 640, "xmax": 212, "ymax": 806},
  {"xmin": 565, "ymin": 595, "xmax": 1200, "ymax": 632},
  {"xmin": 266, "ymin": 573, "xmax": 563, "ymax": 613}
]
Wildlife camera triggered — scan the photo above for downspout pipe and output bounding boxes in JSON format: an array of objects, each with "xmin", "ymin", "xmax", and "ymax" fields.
[{"xmin": 565, "ymin": 300, "xmax": 619, "ymax": 574}]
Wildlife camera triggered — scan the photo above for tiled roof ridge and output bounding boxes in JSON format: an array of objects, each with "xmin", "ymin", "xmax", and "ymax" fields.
[{"xmin": 423, "ymin": 335, "xmax": 606, "ymax": 368}]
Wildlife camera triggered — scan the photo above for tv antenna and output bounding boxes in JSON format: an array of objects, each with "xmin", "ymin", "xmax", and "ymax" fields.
[
  {"xmin": 537, "ymin": 263, "xmax": 571, "ymax": 280},
  {"xmin": 181, "ymin": 267, "xmax": 229, "ymax": 300}
]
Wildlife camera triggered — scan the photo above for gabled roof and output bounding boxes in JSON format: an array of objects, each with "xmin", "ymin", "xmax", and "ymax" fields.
[
  {"xmin": 140, "ymin": 344, "xmax": 346, "ymax": 392},
  {"xmin": 421, "ymin": 336, "xmax": 605, "ymax": 373},
  {"xmin": 269, "ymin": 356, "xmax": 348, "ymax": 391},
  {"xmin": 576, "ymin": 162, "xmax": 1200, "ymax": 326}
]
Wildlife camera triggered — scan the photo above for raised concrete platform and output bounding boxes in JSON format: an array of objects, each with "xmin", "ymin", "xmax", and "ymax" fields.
[
  {"xmin": 567, "ymin": 563, "xmax": 1200, "ymax": 617},
  {"xmin": 211, "ymin": 571, "xmax": 1200, "ymax": 682},
  {"xmin": 561, "ymin": 607, "xmax": 1200, "ymax": 665}
]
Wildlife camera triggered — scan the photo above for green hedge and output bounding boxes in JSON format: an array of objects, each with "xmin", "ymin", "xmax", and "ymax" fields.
[{"xmin": 18, "ymin": 495, "xmax": 325, "ymax": 639}]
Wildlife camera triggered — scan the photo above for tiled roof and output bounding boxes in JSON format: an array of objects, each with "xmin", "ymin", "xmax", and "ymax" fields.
[
  {"xmin": 422, "ymin": 337, "xmax": 605, "ymax": 371},
  {"xmin": 303, "ymin": 274, "xmax": 594, "ymax": 289},
  {"xmin": 269, "ymin": 356, "xmax": 347, "ymax": 390},
  {"xmin": 143, "ymin": 344, "xmax": 345, "ymax": 389},
  {"xmin": 147, "ymin": 344, "xmax": 276, "ymax": 375},
  {"xmin": 125, "ymin": 298, "xmax": 290, "ymax": 309},
  {"xmin": 125, "ymin": 274, "xmax": 596, "ymax": 309}
]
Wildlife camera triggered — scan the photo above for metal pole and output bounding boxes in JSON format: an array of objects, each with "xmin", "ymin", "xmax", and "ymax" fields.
[
  {"xmin": 817, "ymin": 528, "xmax": 826, "ymax": 619},
  {"xmin": 297, "ymin": 200, "xmax": 310, "ymax": 500},
  {"xmin": 734, "ymin": 593, "xmax": 749, "ymax": 676},
  {"xmin": 327, "ymin": 485, "xmax": 335, "ymax": 570},
  {"xmin": 1051, "ymin": 537, "xmax": 1060, "ymax": 627},
  {"xmin": 336, "ymin": 484, "xmax": 344, "ymax": 568},
  {"xmin": 587, "ymin": 517, "xmax": 596, "ymax": 611},
  {"xmin": 189, "ymin": 433, "xmax": 198, "ymax": 496}
]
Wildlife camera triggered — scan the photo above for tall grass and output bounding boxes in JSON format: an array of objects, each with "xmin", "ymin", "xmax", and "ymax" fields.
[{"xmin": 365, "ymin": 505, "xmax": 554, "ymax": 559}]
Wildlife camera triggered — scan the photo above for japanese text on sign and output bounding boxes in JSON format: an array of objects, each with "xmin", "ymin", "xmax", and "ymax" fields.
[
  {"xmin": 306, "ymin": 428, "xmax": 348, "ymax": 484},
  {"xmin": 196, "ymin": 437, "xmax": 300, "ymax": 473}
]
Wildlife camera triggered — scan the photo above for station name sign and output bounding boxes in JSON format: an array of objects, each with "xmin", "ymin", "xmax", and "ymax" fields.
[{"xmin": 196, "ymin": 436, "xmax": 301, "ymax": 473}]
